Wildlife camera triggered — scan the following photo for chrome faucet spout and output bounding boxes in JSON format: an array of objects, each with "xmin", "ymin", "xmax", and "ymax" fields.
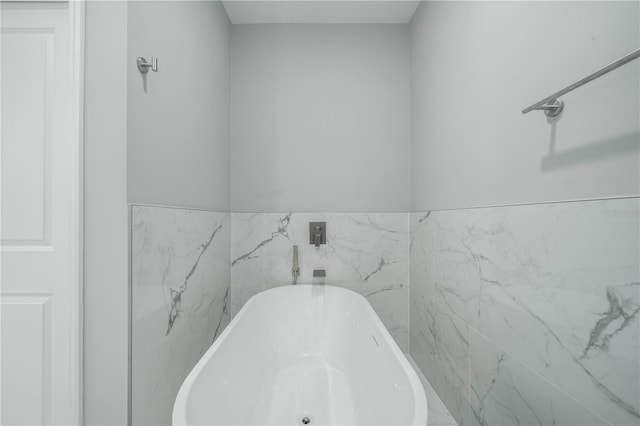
[{"xmin": 314, "ymin": 226, "xmax": 321, "ymax": 247}]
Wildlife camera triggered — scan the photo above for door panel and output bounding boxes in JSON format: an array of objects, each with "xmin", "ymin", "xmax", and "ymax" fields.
[
  {"xmin": 1, "ymin": 3, "xmax": 80, "ymax": 425},
  {"xmin": 1, "ymin": 296, "xmax": 52, "ymax": 425},
  {"xmin": 1, "ymin": 28, "xmax": 53, "ymax": 244}
]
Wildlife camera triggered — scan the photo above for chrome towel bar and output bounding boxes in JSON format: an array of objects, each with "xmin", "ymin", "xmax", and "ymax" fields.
[{"xmin": 522, "ymin": 48, "xmax": 640, "ymax": 117}]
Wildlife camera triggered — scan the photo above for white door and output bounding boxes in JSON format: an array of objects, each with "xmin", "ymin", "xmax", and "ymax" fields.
[{"xmin": 1, "ymin": 2, "xmax": 82, "ymax": 425}]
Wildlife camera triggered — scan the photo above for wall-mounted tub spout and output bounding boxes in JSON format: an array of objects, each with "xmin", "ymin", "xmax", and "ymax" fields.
[
  {"xmin": 292, "ymin": 245, "xmax": 300, "ymax": 285},
  {"xmin": 313, "ymin": 269, "xmax": 326, "ymax": 285}
]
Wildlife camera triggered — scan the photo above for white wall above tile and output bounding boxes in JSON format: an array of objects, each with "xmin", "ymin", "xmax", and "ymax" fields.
[
  {"xmin": 222, "ymin": 1, "xmax": 420, "ymax": 24},
  {"xmin": 231, "ymin": 24, "xmax": 411, "ymax": 212},
  {"xmin": 127, "ymin": 1, "xmax": 231, "ymax": 210},
  {"xmin": 411, "ymin": 1, "xmax": 640, "ymax": 211}
]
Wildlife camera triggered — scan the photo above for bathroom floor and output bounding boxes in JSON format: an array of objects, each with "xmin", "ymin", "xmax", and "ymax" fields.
[{"xmin": 407, "ymin": 356, "xmax": 458, "ymax": 426}]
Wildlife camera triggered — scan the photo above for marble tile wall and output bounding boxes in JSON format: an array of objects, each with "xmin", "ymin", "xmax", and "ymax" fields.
[
  {"xmin": 130, "ymin": 205, "xmax": 230, "ymax": 426},
  {"xmin": 409, "ymin": 198, "xmax": 640, "ymax": 426},
  {"xmin": 231, "ymin": 213, "xmax": 409, "ymax": 351}
]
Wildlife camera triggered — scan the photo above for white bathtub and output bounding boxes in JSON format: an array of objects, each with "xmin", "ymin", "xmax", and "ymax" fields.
[{"xmin": 172, "ymin": 284, "xmax": 428, "ymax": 425}]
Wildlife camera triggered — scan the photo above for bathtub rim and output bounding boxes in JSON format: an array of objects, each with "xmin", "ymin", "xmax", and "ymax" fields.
[{"xmin": 172, "ymin": 284, "xmax": 428, "ymax": 425}]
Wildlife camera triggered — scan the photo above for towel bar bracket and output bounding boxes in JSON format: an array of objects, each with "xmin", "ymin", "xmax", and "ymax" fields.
[{"xmin": 532, "ymin": 98, "xmax": 564, "ymax": 117}]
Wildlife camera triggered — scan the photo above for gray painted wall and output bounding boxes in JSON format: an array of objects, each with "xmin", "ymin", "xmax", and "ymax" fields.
[
  {"xmin": 127, "ymin": 1, "xmax": 230, "ymax": 210},
  {"xmin": 409, "ymin": 2, "xmax": 640, "ymax": 424},
  {"xmin": 85, "ymin": 2, "xmax": 232, "ymax": 424},
  {"xmin": 411, "ymin": 1, "xmax": 640, "ymax": 211},
  {"xmin": 230, "ymin": 24, "xmax": 411, "ymax": 212},
  {"xmin": 83, "ymin": 2, "xmax": 639, "ymax": 422},
  {"xmin": 83, "ymin": 2, "xmax": 129, "ymax": 424}
]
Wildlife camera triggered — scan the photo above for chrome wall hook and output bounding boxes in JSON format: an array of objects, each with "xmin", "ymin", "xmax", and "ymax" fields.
[{"xmin": 137, "ymin": 56, "xmax": 158, "ymax": 74}]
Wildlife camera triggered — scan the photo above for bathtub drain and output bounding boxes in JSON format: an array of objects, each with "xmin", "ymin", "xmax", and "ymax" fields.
[{"xmin": 300, "ymin": 416, "xmax": 311, "ymax": 425}]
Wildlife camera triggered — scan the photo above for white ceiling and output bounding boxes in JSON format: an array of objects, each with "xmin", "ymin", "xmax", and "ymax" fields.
[{"xmin": 221, "ymin": 1, "xmax": 421, "ymax": 24}]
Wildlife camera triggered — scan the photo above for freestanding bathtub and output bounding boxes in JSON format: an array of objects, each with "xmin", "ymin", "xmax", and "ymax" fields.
[{"xmin": 172, "ymin": 284, "xmax": 428, "ymax": 425}]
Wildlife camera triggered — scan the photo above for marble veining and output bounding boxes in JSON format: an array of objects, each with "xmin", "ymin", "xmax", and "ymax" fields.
[
  {"xmin": 410, "ymin": 289, "xmax": 471, "ymax": 425},
  {"xmin": 410, "ymin": 198, "xmax": 639, "ymax": 426},
  {"xmin": 231, "ymin": 212, "xmax": 409, "ymax": 350},
  {"xmin": 581, "ymin": 282, "xmax": 639, "ymax": 359},
  {"xmin": 407, "ymin": 355, "xmax": 459, "ymax": 426},
  {"xmin": 166, "ymin": 221, "xmax": 224, "ymax": 335},
  {"xmin": 469, "ymin": 330, "xmax": 607, "ymax": 426},
  {"xmin": 232, "ymin": 213, "xmax": 292, "ymax": 266},
  {"xmin": 131, "ymin": 205, "xmax": 230, "ymax": 426},
  {"xmin": 212, "ymin": 286, "xmax": 230, "ymax": 343},
  {"xmin": 127, "ymin": 199, "xmax": 637, "ymax": 426}
]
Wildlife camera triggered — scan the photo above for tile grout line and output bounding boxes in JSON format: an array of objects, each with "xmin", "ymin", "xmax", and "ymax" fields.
[{"xmin": 434, "ymin": 300, "xmax": 614, "ymax": 426}]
